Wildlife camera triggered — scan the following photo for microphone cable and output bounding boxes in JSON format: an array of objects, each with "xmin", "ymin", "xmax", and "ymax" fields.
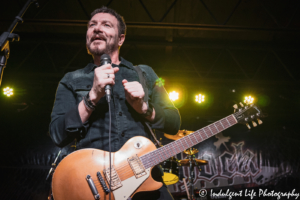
[
  {"xmin": 108, "ymin": 98, "xmax": 112, "ymax": 200},
  {"xmin": 99, "ymin": 54, "xmax": 113, "ymax": 200}
]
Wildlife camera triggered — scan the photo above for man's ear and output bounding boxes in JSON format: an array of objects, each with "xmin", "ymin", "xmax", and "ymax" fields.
[{"xmin": 118, "ymin": 34, "xmax": 125, "ymax": 47}]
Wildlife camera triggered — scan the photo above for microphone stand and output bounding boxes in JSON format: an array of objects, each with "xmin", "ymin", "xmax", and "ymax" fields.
[{"xmin": 0, "ymin": 0, "xmax": 39, "ymax": 86}]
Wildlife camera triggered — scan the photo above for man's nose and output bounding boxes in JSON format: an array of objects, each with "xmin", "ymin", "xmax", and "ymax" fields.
[{"xmin": 93, "ymin": 24, "xmax": 103, "ymax": 33}]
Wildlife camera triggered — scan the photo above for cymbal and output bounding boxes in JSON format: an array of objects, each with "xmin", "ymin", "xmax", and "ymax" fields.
[
  {"xmin": 164, "ymin": 130, "xmax": 194, "ymax": 140},
  {"xmin": 183, "ymin": 148, "xmax": 198, "ymax": 155},
  {"xmin": 179, "ymin": 159, "xmax": 208, "ymax": 166}
]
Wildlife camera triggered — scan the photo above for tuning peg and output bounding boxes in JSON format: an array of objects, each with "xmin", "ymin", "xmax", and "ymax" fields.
[
  {"xmin": 233, "ymin": 104, "xmax": 238, "ymax": 109},
  {"xmin": 252, "ymin": 121, "xmax": 257, "ymax": 127},
  {"xmin": 257, "ymin": 118, "xmax": 263, "ymax": 125},
  {"xmin": 239, "ymin": 102, "xmax": 244, "ymax": 107},
  {"xmin": 246, "ymin": 123, "xmax": 251, "ymax": 129}
]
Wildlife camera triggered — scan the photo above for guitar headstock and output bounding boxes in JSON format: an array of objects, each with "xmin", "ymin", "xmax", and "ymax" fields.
[{"xmin": 233, "ymin": 103, "xmax": 263, "ymax": 129}]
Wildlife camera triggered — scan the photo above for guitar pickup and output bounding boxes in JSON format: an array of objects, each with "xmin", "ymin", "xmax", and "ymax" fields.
[
  {"xmin": 103, "ymin": 166, "xmax": 122, "ymax": 191},
  {"xmin": 128, "ymin": 155, "xmax": 146, "ymax": 178},
  {"xmin": 97, "ymin": 171, "xmax": 110, "ymax": 194},
  {"xmin": 86, "ymin": 175, "xmax": 100, "ymax": 200}
]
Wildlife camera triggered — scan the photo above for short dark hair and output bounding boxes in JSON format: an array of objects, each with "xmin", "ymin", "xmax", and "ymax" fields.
[{"xmin": 90, "ymin": 6, "xmax": 126, "ymax": 36}]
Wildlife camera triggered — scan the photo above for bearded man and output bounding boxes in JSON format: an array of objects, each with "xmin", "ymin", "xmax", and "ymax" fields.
[{"xmin": 49, "ymin": 6, "xmax": 180, "ymax": 200}]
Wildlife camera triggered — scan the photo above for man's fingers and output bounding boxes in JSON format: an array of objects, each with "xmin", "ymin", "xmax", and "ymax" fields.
[
  {"xmin": 99, "ymin": 64, "xmax": 113, "ymax": 69},
  {"xmin": 122, "ymin": 79, "xmax": 128, "ymax": 84},
  {"xmin": 113, "ymin": 67, "xmax": 119, "ymax": 73},
  {"xmin": 101, "ymin": 69, "xmax": 115, "ymax": 74},
  {"xmin": 102, "ymin": 79, "xmax": 115, "ymax": 86}
]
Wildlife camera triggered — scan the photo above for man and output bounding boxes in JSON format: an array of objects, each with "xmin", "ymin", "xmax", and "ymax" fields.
[{"xmin": 49, "ymin": 6, "xmax": 180, "ymax": 200}]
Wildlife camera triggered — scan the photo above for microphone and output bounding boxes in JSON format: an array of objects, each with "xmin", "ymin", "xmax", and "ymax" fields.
[{"xmin": 100, "ymin": 54, "xmax": 112, "ymax": 102}]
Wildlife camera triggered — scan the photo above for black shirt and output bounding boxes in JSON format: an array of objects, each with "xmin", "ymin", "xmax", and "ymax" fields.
[{"xmin": 49, "ymin": 57, "xmax": 181, "ymax": 151}]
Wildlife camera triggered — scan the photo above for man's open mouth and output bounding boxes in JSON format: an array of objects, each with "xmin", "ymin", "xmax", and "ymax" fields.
[{"xmin": 92, "ymin": 35, "xmax": 106, "ymax": 42}]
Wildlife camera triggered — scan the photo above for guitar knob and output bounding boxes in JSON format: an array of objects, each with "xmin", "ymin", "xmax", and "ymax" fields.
[
  {"xmin": 239, "ymin": 102, "xmax": 244, "ymax": 107},
  {"xmin": 252, "ymin": 121, "xmax": 257, "ymax": 127},
  {"xmin": 257, "ymin": 118, "xmax": 263, "ymax": 125},
  {"xmin": 246, "ymin": 123, "xmax": 251, "ymax": 129}
]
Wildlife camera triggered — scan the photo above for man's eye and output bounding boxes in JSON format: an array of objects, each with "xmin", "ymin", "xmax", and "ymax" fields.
[
  {"xmin": 90, "ymin": 24, "xmax": 95, "ymax": 27},
  {"xmin": 105, "ymin": 24, "xmax": 110, "ymax": 27}
]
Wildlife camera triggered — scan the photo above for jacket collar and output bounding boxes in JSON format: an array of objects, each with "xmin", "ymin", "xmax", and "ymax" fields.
[{"xmin": 84, "ymin": 57, "xmax": 134, "ymax": 73}]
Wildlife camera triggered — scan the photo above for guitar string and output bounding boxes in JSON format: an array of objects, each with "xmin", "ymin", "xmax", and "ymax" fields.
[
  {"xmin": 90, "ymin": 119, "xmax": 235, "ymax": 189},
  {"xmin": 115, "ymin": 116, "xmax": 237, "ymax": 173},
  {"xmin": 103, "ymin": 116, "xmax": 237, "ymax": 178},
  {"xmin": 114, "ymin": 121, "xmax": 237, "ymax": 180},
  {"xmin": 140, "ymin": 116, "xmax": 237, "ymax": 168},
  {"xmin": 87, "ymin": 117, "xmax": 239, "ymax": 184}
]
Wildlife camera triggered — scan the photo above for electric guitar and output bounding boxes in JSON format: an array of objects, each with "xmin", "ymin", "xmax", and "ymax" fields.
[{"xmin": 52, "ymin": 103, "xmax": 263, "ymax": 200}]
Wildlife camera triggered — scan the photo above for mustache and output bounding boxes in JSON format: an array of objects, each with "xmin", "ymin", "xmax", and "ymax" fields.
[{"xmin": 91, "ymin": 34, "xmax": 107, "ymax": 42}]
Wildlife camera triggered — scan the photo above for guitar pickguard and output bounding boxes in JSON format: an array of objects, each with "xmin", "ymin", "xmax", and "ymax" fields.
[{"xmin": 113, "ymin": 168, "xmax": 151, "ymax": 200}]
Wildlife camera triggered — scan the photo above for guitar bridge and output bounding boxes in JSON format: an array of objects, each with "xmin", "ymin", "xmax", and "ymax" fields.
[
  {"xmin": 103, "ymin": 166, "xmax": 122, "ymax": 191},
  {"xmin": 128, "ymin": 155, "xmax": 146, "ymax": 178}
]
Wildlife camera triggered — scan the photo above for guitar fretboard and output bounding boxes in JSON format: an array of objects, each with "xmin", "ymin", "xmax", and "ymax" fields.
[{"xmin": 140, "ymin": 114, "xmax": 237, "ymax": 169}]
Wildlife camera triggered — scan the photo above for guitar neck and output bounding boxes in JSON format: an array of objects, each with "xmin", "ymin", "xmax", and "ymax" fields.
[{"xmin": 140, "ymin": 114, "xmax": 238, "ymax": 169}]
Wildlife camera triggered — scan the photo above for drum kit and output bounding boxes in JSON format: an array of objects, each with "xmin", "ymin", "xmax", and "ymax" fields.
[{"xmin": 161, "ymin": 130, "xmax": 208, "ymax": 200}]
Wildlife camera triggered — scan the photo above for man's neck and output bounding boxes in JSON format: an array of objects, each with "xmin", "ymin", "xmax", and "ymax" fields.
[{"xmin": 93, "ymin": 52, "xmax": 120, "ymax": 66}]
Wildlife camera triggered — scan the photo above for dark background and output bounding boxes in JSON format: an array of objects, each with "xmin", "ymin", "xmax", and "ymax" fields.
[{"xmin": 0, "ymin": 0, "xmax": 300, "ymax": 199}]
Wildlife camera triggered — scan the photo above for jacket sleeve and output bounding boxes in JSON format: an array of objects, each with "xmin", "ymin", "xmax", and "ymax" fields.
[
  {"xmin": 49, "ymin": 73, "xmax": 89, "ymax": 147},
  {"xmin": 141, "ymin": 65, "xmax": 181, "ymax": 135}
]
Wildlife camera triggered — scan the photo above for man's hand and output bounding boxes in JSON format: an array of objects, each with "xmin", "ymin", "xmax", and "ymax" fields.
[
  {"xmin": 89, "ymin": 64, "xmax": 119, "ymax": 104},
  {"xmin": 122, "ymin": 79, "xmax": 147, "ymax": 114}
]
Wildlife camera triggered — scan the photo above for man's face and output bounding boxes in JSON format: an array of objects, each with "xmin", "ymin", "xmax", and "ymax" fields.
[{"xmin": 86, "ymin": 13, "xmax": 120, "ymax": 56}]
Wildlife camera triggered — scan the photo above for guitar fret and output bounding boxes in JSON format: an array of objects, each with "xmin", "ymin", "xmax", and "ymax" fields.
[
  {"xmin": 219, "ymin": 120, "xmax": 225, "ymax": 129},
  {"xmin": 162, "ymin": 149, "xmax": 168, "ymax": 160},
  {"xmin": 230, "ymin": 114, "xmax": 238, "ymax": 123},
  {"xmin": 189, "ymin": 133, "xmax": 197, "ymax": 145},
  {"xmin": 214, "ymin": 123, "xmax": 220, "ymax": 132},
  {"xmin": 198, "ymin": 131, "xmax": 204, "ymax": 140},
  {"xmin": 193, "ymin": 133, "xmax": 199, "ymax": 143},
  {"xmin": 208, "ymin": 126, "xmax": 214, "ymax": 135},
  {"xmin": 203, "ymin": 129, "xmax": 209, "ymax": 138},
  {"xmin": 186, "ymin": 136, "xmax": 193, "ymax": 146},
  {"xmin": 183, "ymin": 138, "xmax": 189, "ymax": 149},
  {"xmin": 226, "ymin": 117, "xmax": 231, "ymax": 126},
  {"xmin": 203, "ymin": 127, "xmax": 209, "ymax": 138},
  {"xmin": 166, "ymin": 146, "xmax": 172, "ymax": 158},
  {"xmin": 207, "ymin": 127, "xmax": 213, "ymax": 136},
  {"xmin": 221, "ymin": 118, "xmax": 230, "ymax": 128},
  {"xmin": 156, "ymin": 149, "xmax": 163, "ymax": 162},
  {"xmin": 160, "ymin": 148, "xmax": 165, "ymax": 161},
  {"xmin": 176, "ymin": 140, "xmax": 185, "ymax": 152},
  {"xmin": 164, "ymin": 146, "xmax": 170, "ymax": 158},
  {"xmin": 170, "ymin": 143, "xmax": 177, "ymax": 155}
]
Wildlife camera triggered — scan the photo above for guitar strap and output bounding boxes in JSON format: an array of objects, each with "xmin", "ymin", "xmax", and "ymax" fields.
[{"xmin": 133, "ymin": 65, "xmax": 161, "ymax": 147}]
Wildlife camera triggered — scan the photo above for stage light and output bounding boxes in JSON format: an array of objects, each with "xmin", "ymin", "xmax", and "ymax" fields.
[
  {"xmin": 169, "ymin": 91, "xmax": 179, "ymax": 101},
  {"xmin": 244, "ymin": 95, "xmax": 254, "ymax": 104},
  {"xmin": 3, "ymin": 87, "xmax": 13, "ymax": 97},
  {"xmin": 195, "ymin": 94, "xmax": 205, "ymax": 103},
  {"xmin": 156, "ymin": 77, "xmax": 165, "ymax": 87}
]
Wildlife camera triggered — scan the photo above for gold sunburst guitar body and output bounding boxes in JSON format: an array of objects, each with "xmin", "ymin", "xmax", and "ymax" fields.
[{"xmin": 52, "ymin": 136, "xmax": 162, "ymax": 200}]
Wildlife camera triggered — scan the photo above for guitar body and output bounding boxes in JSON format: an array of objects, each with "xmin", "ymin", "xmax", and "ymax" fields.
[{"xmin": 52, "ymin": 136, "xmax": 163, "ymax": 200}]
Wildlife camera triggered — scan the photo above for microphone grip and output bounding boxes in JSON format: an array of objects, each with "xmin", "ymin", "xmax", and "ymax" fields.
[
  {"xmin": 103, "ymin": 61, "xmax": 112, "ymax": 103},
  {"xmin": 105, "ymin": 85, "xmax": 111, "ymax": 102},
  {"xmin": 100, "ymin": 55, "xmax": 112, "ymax": 103}
]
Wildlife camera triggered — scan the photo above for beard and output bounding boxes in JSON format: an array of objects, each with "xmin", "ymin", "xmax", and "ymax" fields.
[{"xmin": 86, "ymin": 34, "xmax": 119, "ymax": 56}]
